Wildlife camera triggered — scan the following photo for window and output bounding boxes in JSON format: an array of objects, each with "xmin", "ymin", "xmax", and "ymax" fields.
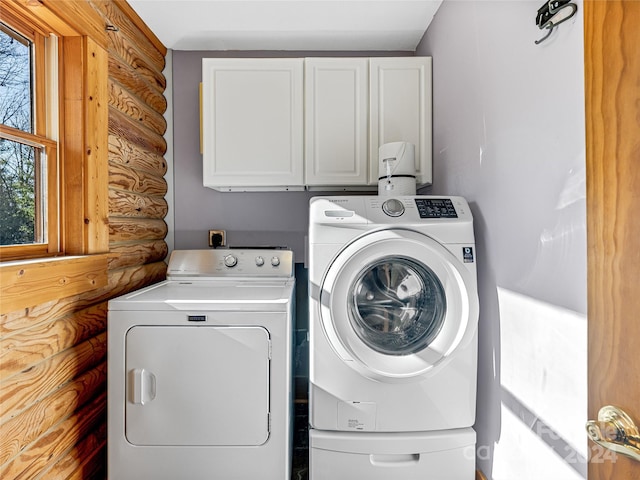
[{"xmin": 0, "ymin": 14, "xmax": 59, "ymax": 261}]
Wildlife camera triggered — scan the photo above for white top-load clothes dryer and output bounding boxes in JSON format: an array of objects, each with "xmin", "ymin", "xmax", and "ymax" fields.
[{"xmin": 107, "ymin": 248, "xmax": 294, "ymax": 480}]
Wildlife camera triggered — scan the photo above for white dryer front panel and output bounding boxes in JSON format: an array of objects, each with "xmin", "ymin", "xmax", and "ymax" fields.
[
  {"xmin": 319, "ymin": 228, "xmax": 478, "ymax": 381},
  {"xmin": 125, "ymin": 325, "xmax": 270, "ymax": 446}
]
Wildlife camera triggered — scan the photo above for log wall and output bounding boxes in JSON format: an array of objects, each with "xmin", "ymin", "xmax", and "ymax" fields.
[{"xmin": 0, "ymin": 1, "xmax": 167, "ymax": 478}]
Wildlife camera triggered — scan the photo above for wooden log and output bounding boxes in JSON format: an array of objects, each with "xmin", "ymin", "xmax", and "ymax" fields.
[
  {"xmin": 106, "ymin": 26, "xmax": 166, "ymax": 92},
  {"xmin": 88, "ymin": 0, "xmax": 165, "ymax": 69},
  {"xmin": 0, "ymin": 391, "xmax": 106, "ymax": 480},
  {"xmin": 81, "ymin": 261, "xmax": 167, "ymax": 306},
  {"xmin": 108, "ymin": 240, "xmax": 168, "ymax": 270},
  {"xmin": 0, "ymin": 301, "xmax": 100, "ymax": 340},
  {"xmin": 0, "ymin": 255, "xmax": 109, "ymax": 315},
  {"xmin": 109, "ymin": 217, "xmax": 167, "ymax": 243},
  {"xmin": 0, "ymin": 362, "xmax": 106, "ymax": 465},
  {"xmin": 108, "ymin": 54, "xmax": 166, "ymax": 114},
  {"xmin": 45, "ymin": 422, "xmax": 107, "ymax": 480},
  {"xmin": 0, "ymin": 333, "xmax": 106, "ymax": 424},
  {"xmin": 106, "ymin": 261, "xmax": 167, "ymax": 290},
  {"xmin": 109, "ymin": 78, "xmax": 167, "ymax": 136},
  {"xmin": 109, "ymin": 161, "xmax": 167, "ymax": 196},
  {"xmin": 0, "ymin": 304, "xmax": 106, "ymax": 380},
  {"xmin": 109, "ymin": 105, "xmax": 166, "ymax": 156},
  {"xmin": 109, "ymin": 134, "xmax": 167, "ymax": 176},
  {"xmin": 1, "ymin": 263, "xmax": 166, "ymax": 338},
  {"xmin": 112, "ymin": 0, "xmax": 165, "ymax": 55},
  {"xmin": 108, "ymin": 189, "xmax": 168, "ymax": 219}
]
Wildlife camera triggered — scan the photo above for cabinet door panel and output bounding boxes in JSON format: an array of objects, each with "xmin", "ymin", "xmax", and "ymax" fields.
[
  {"xmin": 370, "ymin": 57, "xmax": 432, "ymax": 186},
  {"xmin": 202, "ymin": 59, "xmax": 304, "ymax": 190},
  {"xmin": 305, "ymin": 58, "xmax": 369, "ymax": 186}
]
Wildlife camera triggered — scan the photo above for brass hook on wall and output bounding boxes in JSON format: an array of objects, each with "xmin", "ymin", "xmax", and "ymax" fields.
[{"xmin": 535, "ymin": 0, "xmax": 578, "ymax": 44}]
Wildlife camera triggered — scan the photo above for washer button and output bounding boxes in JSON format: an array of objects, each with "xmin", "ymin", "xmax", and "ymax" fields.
[{"xmin": 382, "ymin": 198, "xmax": 405, "ymax": 217}]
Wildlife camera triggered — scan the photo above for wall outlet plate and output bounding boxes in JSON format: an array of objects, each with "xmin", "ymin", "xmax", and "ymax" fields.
[{"xmin": 208, "ymin": 230, "xmax": 226, "ymax": 248}]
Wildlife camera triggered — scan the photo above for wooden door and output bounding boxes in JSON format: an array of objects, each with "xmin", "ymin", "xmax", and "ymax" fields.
[{"xmin": 585, "ymin": 0, "xmax": 640, "ymax": 477}]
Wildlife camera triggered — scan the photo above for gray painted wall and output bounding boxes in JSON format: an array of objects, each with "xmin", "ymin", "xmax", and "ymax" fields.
[{"xmin": 417, "ymin": 1, "xmax": 587, "ymax": 478}]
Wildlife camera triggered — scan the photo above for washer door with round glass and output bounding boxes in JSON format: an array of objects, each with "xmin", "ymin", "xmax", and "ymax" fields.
[{"xmin": 319, "ymin": 229, "xmax": 478, "ymax": 381}]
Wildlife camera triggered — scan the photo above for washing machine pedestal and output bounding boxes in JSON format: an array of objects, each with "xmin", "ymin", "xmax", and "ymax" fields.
[{"xmin": 310, "ymin": 428, "xmax": 476, "ymax": 480}]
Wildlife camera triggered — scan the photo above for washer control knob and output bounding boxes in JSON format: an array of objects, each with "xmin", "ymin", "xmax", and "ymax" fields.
[
  {"xmin": 382, "ymin": 198, "xmax": 405, "ymax": 217},
  {"xmin": 223, "ymin": 254, "xmax": 238, "ymax": 268},
  {"xmin": 271, "ymin": 256, "xmax": 281, "ymax": 267},
  {"xmin": 255, "ymin": 256, "xmax": 265, "ymax": 267}
]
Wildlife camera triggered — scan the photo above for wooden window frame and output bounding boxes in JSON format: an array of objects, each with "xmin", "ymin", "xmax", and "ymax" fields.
[
  {"xmin": 0, "ymin": 0, "xmax": 109, "ymax": 260},
  {"xmin": 0, "ymin": 13, "xmax": 59, "ymax": 261}
]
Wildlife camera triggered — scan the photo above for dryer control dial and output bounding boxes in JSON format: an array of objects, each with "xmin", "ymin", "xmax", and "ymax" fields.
[
  {"xmin": 255, "ymin": 256, "xmax": 265, "ymax": 267},
  {"xmin": 223, "ymin": 254, "xmax": 238, "ymax": 268},
  {"xmin": 271, "ymin": 256, "xmax": 281, "ymax": 267},
  {"xmin": 382, "ymin": 198, "xmax": 405, "ymax": 217}
]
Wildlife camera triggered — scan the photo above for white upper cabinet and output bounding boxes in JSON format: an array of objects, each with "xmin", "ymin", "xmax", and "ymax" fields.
[
  {"xmin": 201, "ymin": 56, "xmax": 432, "ymax": 191},
  {"xmin": 304, "ymin": 58, "xmax": 369, "ymax": 187},
  {"xmin": 370, "ymin": 57, "xmax": 432, "ymax": 186},
  {"xmin": 202, "ymin": 58, "xmax": 304, "ymax": 191}
]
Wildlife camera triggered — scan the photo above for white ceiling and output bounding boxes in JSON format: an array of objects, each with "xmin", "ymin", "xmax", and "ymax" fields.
[{"xmin": 127, "ymin": 0, "xmax": 443, "ymax": 51}]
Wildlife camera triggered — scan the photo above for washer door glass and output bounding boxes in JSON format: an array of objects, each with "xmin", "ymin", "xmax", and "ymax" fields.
[{"xmin": 348, "ymin": 256, "xmax": 446, "ymax": 355}]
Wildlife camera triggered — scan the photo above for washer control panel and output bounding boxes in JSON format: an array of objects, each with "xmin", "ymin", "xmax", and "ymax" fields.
[
  {"xmin": 376, "ymin": 197, "xmax": 464, "ymax": 220},
  {"xmin": 310, "ymin": 195, "xmax": 472, "ymax": 226},
  {"xmin": 414, "ymin": 198, "xmax": 458, "ymax": 218},
  {"xmin": 381, "ymin": 198, "xmax": 458, "ymax": 218},
  {"xmin": 167, "ymin": 248, "xmax": 294, "ymax": 278}
]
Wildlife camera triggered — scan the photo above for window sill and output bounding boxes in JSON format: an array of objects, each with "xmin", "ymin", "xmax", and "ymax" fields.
[{"xmin": 0, "ymin": 254, "xmax": 110, "ymax": 314}]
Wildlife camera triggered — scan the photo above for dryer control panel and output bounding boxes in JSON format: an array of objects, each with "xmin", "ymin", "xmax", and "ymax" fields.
[{"xmin": 167, "ymin": 248, "xmax": 294, "ymax": 279}]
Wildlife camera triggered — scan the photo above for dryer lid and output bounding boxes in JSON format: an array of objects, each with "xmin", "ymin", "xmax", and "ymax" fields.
[{"xmin": 108, "ymin": 279, "xmax": 294, "ymax": 312}]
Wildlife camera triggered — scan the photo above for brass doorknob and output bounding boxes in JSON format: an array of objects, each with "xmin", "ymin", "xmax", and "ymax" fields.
[{"xmin": 586, "ymin": 405, "xmax": 640, "ymax": 462}]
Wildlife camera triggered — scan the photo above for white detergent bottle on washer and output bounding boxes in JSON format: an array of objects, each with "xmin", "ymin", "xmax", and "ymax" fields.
[{"xmin": 378, "ymin": 141, "xmax": 416, "ymax": 196}]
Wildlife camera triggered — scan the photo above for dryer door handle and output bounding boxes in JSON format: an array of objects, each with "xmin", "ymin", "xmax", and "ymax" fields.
[
  {"xmin": 128, "ymin": 368, "xmax": 157, "ymax": 405},
  {"xmin": 369, "ymin": 453, "xmax": 420, "ymax": 467}
]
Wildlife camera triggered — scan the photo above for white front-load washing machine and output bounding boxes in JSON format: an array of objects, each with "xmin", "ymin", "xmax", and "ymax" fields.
[
  {"xmin": 107, "ymin": 248, "xmax": 294, "ymax": 480},
  {"xmin": 308, "ymin": 196, "xmax": 479, "ymax": 479}
]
